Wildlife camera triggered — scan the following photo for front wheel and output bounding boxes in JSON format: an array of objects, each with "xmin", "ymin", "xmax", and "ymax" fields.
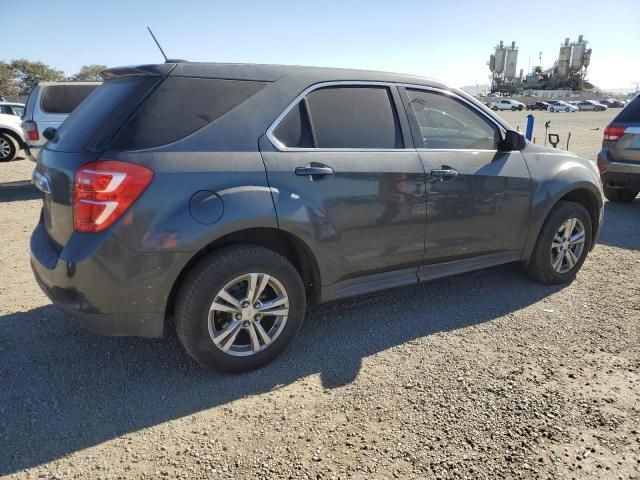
[
  {"xmin": 175, "ymin": 245, "xmax": 306, "ymax": 373},
  {"xmin": 511, "ymin": 106, "xmax": 517, "ymax": 111},
  {"xmin": 603, "ymin": 186, "xmax": 638, "ymax": 203},
  {"xmin": 550, "ymin": 108, "xmax": 555, "ymax": 112},
  {"xmin": 524, "ymin": 201, "xmax": 592, "ymax": 284},
  {"xmin": 492, "ymin": 106, "xmax": 498, "ymax": 111},
  {"xmin": 565, "ymin": 107, "xmax": 570, "ymax": 112}
]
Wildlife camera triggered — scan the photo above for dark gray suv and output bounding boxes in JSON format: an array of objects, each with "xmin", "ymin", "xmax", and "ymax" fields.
[
  {"xmin": 597, "ymin": 95, "xmax": 640, "ymax": 202},
  {"xmin": 31, "ymin": 62, "xmax": 603, "ymax": 372}
]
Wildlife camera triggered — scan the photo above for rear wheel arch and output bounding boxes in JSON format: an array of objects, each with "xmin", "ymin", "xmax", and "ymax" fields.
[{"xmin": 165, "ymin": 227, "xmax": 321, "ymax": 328}]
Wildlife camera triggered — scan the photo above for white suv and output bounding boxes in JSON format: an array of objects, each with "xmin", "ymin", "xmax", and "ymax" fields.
[
  {"xmin": 22, "ymin": 81, "xmax": 100, "ymax": 161},
  {"xmin": 489, "ymin": 99, "xmax": 526, "ymax": 111},
  {"xmin": 0, "ymin": 102, "xmax": 26, "ymax": 162}
]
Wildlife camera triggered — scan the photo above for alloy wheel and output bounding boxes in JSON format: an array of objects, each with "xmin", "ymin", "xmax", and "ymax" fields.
[
  {"xmin": 0, "ymin": 137, "xmax": 11, "ymax": 159},
  {"xmin": 550, "ymin": 218, "xmax": 586, "ymax": 274},
  {"xmin": 208, "ymin": 273, "xmax": 289, "ymax": 357}
]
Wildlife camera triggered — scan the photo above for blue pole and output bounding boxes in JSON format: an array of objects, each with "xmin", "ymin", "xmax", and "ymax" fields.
[{"xmin": 525, "ymin": 114, "xmax": 535, "ymax": 141}]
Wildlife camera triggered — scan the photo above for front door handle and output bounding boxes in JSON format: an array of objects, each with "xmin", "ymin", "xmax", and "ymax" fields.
[
  {"xmin": 430, "ymin": 167, "xmax": 459, "ymax": 179},
  {"xmin": 295, "ymin": 165, "xmax": 334, "ymax": 177}
]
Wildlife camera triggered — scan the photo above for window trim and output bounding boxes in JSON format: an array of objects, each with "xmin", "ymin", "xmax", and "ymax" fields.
[
  {"xmin": 266, "ymin": 81, "xmax": 412, "ymax": 152},
  {"xmin": 398, "ymin": 84, "xmax": 506, "ymax": 152}
]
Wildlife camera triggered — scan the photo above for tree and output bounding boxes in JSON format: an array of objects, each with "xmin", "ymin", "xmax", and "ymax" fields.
[
  {"xmin": 74, "ymin": 64, "xmax": 107, "ymax": 81},
  {"xmin": 0, "ymin": 61, "xmax": 19, "ymax": 97},
  {"xmin": 11, "ymin": 59, "xmax": 64, "ymax": 94}
]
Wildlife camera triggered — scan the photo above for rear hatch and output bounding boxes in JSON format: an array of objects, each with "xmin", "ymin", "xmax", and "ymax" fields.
[
  {"xmin": 34, "ymin": 67, "xmax": 169, "ymax": 249},
  {"xmin": 605, "ymin": 96, "xmax": 640, "ymax": 164}
]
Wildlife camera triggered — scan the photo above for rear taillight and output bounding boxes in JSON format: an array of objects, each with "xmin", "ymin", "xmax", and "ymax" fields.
[
  {"xmin": 73, "ymin": 161, "xmax": 153, "ymax": 233},
  {"xmin": 604, "ymin": 125, "xmax": 626, "ymax": 141},
  {"xmin": 24, "ymin": 120, "xmax": 39, "ymax": 141}
]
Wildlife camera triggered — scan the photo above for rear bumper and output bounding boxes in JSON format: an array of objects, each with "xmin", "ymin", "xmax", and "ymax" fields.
[
  {"xmin": 598, "ymin": 149, "xmax": 640, "ymax": 189},
  {"xmin": 30, "ymin": 219, "xmax": 191, "ymax": 338}
]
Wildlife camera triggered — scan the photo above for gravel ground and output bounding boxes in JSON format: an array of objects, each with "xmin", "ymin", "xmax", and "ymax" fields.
[{"xmin": 1, "ymin": 110, "xmax": 639, "ymax": 479}]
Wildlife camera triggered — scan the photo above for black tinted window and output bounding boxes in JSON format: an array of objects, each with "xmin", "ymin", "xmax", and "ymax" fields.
[
  {"xmin": 40, "ymin": 84, "xmax": 99, "ymax": 114},
  {"xmin": 111, "ymin": 77, "xmax": 266, "ymax": 150},
  {"xmin": 304, "ymin": 86, "xmax": 403, "ymax": 149},
  {"xmin": 406, "ymin": 89, "xmax": 499, "ymax": 150},
  {"xmin": 49, "ymin": 77, "xmax": 159, "ymax": 153},
  {"xmin": 273, "ymin": 100, "xmax": 314, "ymax": 148},
  {"xmin": 614, "ymin": 96, "xmax": 640, "ymax": 123}
]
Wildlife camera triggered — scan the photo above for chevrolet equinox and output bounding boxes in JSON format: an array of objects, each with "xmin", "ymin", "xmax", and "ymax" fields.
[{"xmin": 31, "ymin": 63, "xmax": 604, "ymax": 372}]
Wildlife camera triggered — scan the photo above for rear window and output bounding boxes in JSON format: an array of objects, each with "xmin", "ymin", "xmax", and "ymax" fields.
[
  {"xmin": 48, "ymin": 77, "xmax": 160, "ymax": 153},
  {"xmin": 614, "ymin": 96, "xmax": 640, "ymax": 123},
  {"xmin": 40, "ymin": 84, "xmax": 100, "ymax": 114},
  {"xmin": 110, "ymin": 77, "xmax": 267, "ymax": 150}
]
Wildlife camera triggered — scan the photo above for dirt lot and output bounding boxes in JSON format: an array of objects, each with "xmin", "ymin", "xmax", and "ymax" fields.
[{"xmin": 1, "ymin": 110, "xmax": 639, "ymax": 479}]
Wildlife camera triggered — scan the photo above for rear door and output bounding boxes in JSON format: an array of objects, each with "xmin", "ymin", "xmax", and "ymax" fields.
[
  {"xmin": 399, "ymin": 86, "xmax": 531, "ymax": 266},
  {"xmin": 260, "ymin": 82, "xmax": 427, "ymax": 288}
]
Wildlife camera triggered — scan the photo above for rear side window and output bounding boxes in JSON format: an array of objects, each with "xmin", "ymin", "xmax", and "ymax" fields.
[
  {"xmin": 40, "ymin": 84, "xmax": 99, "ymax": 114},
  {"xmin": 110, "ymin": 77, "xmax": 267, "ymax": 150},
  {"xmin": 273, "ymin": 100, "xmax": 314, "ymax": 148},
  {"xmin": 273, "ymin": 86, "xmax": 403, "ymax": 149},
  {"xmin": 614, "ymin": 96, "xmax": 640, "ymax": 123}
]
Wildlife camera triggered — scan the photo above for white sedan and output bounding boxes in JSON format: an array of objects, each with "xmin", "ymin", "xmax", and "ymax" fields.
[
  {"xmin": 489, "ymin": 99, "xmax": 526, "ymax": 111},
  {"xmin": 548, "ymin": 101, "xmax": 579, "ymax": 112}
]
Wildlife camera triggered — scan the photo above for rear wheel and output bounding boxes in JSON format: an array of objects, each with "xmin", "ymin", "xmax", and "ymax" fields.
[
  {"xmin": 175, "ymin": 245, "xmax": 306, "ymax": 373},
  {"xmin": 550, "ymin": 108, "xmax": 555, "ymax": 112},
  {"xmin": 492, "ymin": 106, "xmax": 498, "ymax": 111},
  {"xmin": 0, "ymin": 133, "xmax": 18, "ymax": 162},
  {"xmin": 524, "ymin": 201, "xmax": 592, "ymax": 284},
  {"xmin": 565, "ymin": 107, "xmax": 570, "ymax": 112},
  {"xmin": 603, "ymin": 186, "xmax": 638, "ymax": 203},
  {"xmin": 511, "ymin": 106, "xmax": 517, "ymax": 111}
]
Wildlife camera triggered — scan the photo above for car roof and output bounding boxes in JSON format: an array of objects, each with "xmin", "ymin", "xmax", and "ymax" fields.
[{"xmin": 104, "ymin": 62, "xmax": 450, "ymax": 89}]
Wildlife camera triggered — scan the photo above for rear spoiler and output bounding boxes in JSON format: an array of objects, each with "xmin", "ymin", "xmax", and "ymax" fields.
[{"xmin": 101, "ymin": 63, "xmax": 176, "ymax": 80}]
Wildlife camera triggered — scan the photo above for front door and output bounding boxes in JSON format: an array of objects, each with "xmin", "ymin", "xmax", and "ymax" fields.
[
  {"xmin": 400, "ymin": 87, "xmax": 531, "ymax": 265},
  {"xmin": 260, "ymin": 83, "xmax": 427, "ymax": 289}
]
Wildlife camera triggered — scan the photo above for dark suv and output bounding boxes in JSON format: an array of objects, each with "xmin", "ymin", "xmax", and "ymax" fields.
[
  {"xmin": 31, "ymin": 63, "xmax": 603, "ymax": 372},
  {"xmin": 597, "ymin": 95, "xmax": 640, "ymax": 203}
]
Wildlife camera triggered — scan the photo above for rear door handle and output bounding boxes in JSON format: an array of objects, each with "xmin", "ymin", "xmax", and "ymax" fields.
[
  {"xmin": 430, "ymin": 167, "xmax": 459, "ymax": 179},
  {"xmin": 295, "ymin": 165, "xmax": 334, "ymax": 177}
]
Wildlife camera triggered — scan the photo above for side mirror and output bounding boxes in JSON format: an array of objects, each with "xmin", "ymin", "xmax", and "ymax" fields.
[
  {"xmin": 499, "ymin": 129, "xmax": 526, "ymax": 151},
  {"xmin": 42, "ymin": 127, "xmax": 56, "ymax": 141}
]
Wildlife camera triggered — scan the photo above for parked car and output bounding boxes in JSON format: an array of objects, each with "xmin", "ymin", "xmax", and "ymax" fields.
[
  {"xmin": 526, "ymin": 101, "xmax": 549, "ymax": 111},
  {"xmin": 30, "ymin": 62, "xmax": 604, "ymax": 372},
  {"xmin": 597, "ymin": 94, "xmax": 640, "ymax": 203},
  {"xmin": 600, "ymin": 99, "xmax": 625, "ymax": 108},
  {"xmin": 22, "ymin": 81, "xmax": 101, "ymax": 161},
  {"xmin": 0, "ymin": 102, "xmax": 26, "ymax": 161},
  {"xmin": 577, "ymin": 100, "xmax": 607, "ymax": 112},
  {"xmin": 548, "ymin": 101, "xmax": 578, "ymax": 112},
  {"xmin": 489, "ymin": 99, "xmax": 525, "ymax": 111}
]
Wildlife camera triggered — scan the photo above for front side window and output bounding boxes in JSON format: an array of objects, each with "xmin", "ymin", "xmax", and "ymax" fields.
[
  {"xmin": 406, "ymin": 89, "xmax": 500, "ymax": 150},
  {"xmin": 272, "ymin": 85, "xmax": 403, "ymax": 149}
]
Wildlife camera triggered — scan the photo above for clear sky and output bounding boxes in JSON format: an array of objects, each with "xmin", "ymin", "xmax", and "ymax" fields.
[{"xmin": 3, "ymin": 0, "xmax": 639, "ymax": 91}]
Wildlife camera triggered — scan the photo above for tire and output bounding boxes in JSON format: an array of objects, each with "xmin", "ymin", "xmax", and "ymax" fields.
[
  {"xmin": 175, "ymin": 244, "xmax": 306, "ymax": 373},
  {"xmin": 550, "ymin": 108, "xmax": 555, "ymax": 112},
  {"xmin": 524, "ymin": 201, "xmax": 592, "ymax": 284},
  {"xmin": 511, "ymin": 106, "xmax": 517, "ymax": 111},
  {"xmin": 565, "ymin": 107, "xmax": 570, "ymax": 112},
  {"xmin": 603, "ymin": 186, "xmax": 638, "ymax": 203},
  {"xmin": 492, "ymin": 106, "xmax": 498, "ymax": 111},
  {"xmin": 0, "ymin": 133, "xmax": 18, "ymax": 162}
]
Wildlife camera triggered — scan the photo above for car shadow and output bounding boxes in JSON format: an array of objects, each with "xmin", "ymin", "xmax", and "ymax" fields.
[
  {"xmin": 597, "ymin": 199, "xmax": 640, "ymax": 250},
  {"xmin": 0, "ymin": 180, "xmax": 40, "ymax": 203},
  {"xmin": 0, "ymin": 264, "xmax": 563, "ymax": 475}
]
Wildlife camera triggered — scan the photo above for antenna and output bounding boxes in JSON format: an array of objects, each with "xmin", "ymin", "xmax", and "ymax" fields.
[{"xmin": 147, "ymin": 27, "xmax": 168, "ymax": 62}]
